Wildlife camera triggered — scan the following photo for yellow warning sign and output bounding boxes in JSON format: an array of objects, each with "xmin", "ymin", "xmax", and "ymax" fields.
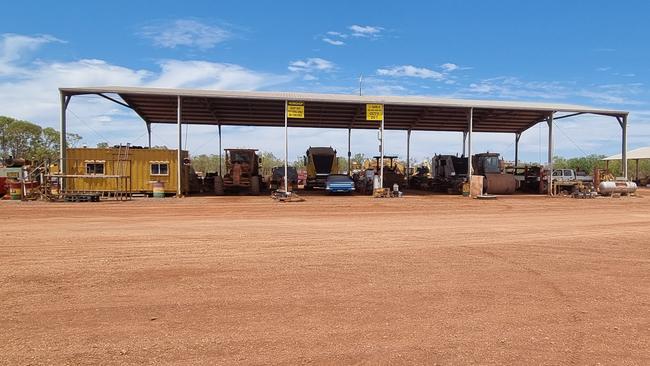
[
  {"xmin": 287, "ymin": 101, "xmax": 304, "ymax": 119},
  {"xmin": 366, "ymin": 104, "xmax": 383, "ymax": 121}
]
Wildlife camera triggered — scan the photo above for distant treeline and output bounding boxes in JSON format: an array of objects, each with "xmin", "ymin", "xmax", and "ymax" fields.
[{"xmin": 0, "ymin": 116, "xmax": 81, "ymax": 161}]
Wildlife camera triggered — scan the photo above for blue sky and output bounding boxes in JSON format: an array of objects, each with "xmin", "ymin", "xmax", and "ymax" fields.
[{"xmin": 1, "ymin": 0, "xmax": 649, "ymax": 163}]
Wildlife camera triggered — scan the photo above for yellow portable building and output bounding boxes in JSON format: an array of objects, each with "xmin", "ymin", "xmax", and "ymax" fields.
[{"xmin": 65, "ymin": 147, "xmax": 189, "ymax": 195}]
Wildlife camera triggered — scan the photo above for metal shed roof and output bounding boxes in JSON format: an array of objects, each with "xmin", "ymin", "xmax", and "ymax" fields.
[
  {"xmin": 60, "ymin": 86, "xmax": 628, "ymax": 134},
  {"xmin": 603, "ymin": 147, "xmax": 650, "ymax": 161}
]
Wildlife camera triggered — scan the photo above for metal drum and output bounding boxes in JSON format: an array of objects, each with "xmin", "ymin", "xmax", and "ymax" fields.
[
  {"xmin": 152, "ymin": 181, "xmax": 165, "ymax": 198},
  {"xmin": 9, "ymin": 181, "xmax": 22, "ymax": 200}
]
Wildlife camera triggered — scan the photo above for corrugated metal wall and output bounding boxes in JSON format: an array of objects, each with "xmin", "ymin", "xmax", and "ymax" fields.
[{"xmin": 65, "ymin": 148, "xmax": 189, "ymax": 193}]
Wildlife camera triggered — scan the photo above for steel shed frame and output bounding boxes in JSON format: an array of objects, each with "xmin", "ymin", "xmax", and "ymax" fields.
[{"xmin": 58, "ymin": 86, "xmax": 630, "ymax": 196}]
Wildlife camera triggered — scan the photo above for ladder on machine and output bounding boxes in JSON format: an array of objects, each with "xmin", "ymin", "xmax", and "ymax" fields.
[{"xmin": 115, "ymin": 143, "xmax": 130, "ymax": 200}]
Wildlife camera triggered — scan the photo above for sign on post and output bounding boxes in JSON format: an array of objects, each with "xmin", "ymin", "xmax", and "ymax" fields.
[
  {"xmin": 287, "ymin": 101, "xmax": 305, "ymax": 119},
  {"xmin": 366, "ymin": 104, "xmax": 383, "ymax": 121}
]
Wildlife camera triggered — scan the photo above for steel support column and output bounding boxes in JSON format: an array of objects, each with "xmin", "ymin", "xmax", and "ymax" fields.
[
  {"xmin": 467, "ymin": 108, "xmax": 473, "ymax": 178},
  {"xmin": 514, "ymin": 132, "xmax": 522, "ymax": 166},
  {"xmin": 218, "ymin": 124, "xmax": 222, "ymax": 177},
  {"xmin": 146, "ymin": 122, "xmax": 152, "ymax": 148},
  {"xmin": 462, "ymin": 131, "xmax": 468, "ymax": 157},
  {"xmin": 59, "ymin": 92, "xmax": 71, "ymax": 189},
  {"xmin": 284, "ymin": 100, "xmax": 288, "ymax": 192},
  {"xmin": 406, "ymin": 129, "xmax": 411, "ymax": 180},
  {"xmin": 380, "ymin": 105, "xmax": 385, "ymax": 189},
  {"xmin": 176, "ymin": 95, "xmax": 182, "ymax": 197},
  {"xmin": 619, "ymin": 115, "xmax": 628, "ymax": 180},
  {"xmin": 547, "ymin": 113, "xmax": 554, "ymax": 196},
  {"xmin": 347, "ymin": 127, "xmax": 351, "ymax": 175}
]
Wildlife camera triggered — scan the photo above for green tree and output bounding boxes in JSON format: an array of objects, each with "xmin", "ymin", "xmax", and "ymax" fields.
[
  {"xmin": 292, "ymin": 155, "xmax": 306, "ymax": 170},
  {"xmin": 191, "ymin": 154, "xmax": 222, "ymax": 174},
  {"xmin": 0, "ymin": 116, "xmax": 83, "ymax": 161},
  {"xmin": 336, "ymin": 156, "xmax": 349, "ymax": 173},
  {"xmin": 96, "ymin": 142, "xmax": 109, "ymax": 148},
  {"xmin": 5, "ymin": 119, "xmax": 42, "ymax": 158},
  {"xmin": 258, "ymin": 151, "xmax": 283, "ymax": 176},
  {"xmin": 351, "ymin": 153, "xmax": 366, "ymax": 168}
]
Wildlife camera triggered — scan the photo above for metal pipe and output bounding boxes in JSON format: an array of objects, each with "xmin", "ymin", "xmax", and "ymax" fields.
[
  {"xmin": 380, "ymin": 105, "xmax": 384, "ymax": 189},
  {"xmin": 218, "ymin": 124, "xmax": 222, "ymax": 177},
  {"xmin": 347, "ymin": 127, "xmax": 351, "ymax": 175},
  {"xmin": 177, "ymin": 95, "xmax": 182, "ymax": 197},
  {"xmin": 547, "ymin": 113, "xmax": 554, "ymax": 196},
  {"xmin": 146, "ymin": 122, "xmax": 152, "ymax": 148},
  {"xmin": 621, "ymin": 115, "xmax": 628, "ymax": 180},
  {"xmin": 514, "ymin": 132, "xmax": 521, "ymax": 166},
  {"xmin": 467, "ymin": 108, "xmax": 473, "ymax": 178},
  {"xmin": 284, "ymin": 100, "xmax": 288, "ymax": 192}
]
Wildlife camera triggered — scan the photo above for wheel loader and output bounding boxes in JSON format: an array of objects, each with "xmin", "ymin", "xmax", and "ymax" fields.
[{"xmin": 214, "ymin": 149, "xmax": 262, "ymax": 195}]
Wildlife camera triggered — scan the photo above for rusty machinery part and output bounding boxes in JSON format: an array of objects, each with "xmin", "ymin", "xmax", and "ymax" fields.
[
  {"xmin": 214, "ymin": 175, "xmax": 225, "ymax": 196},
  {"xmin": 271, "ymin": 190, "xmax": 305, "ymax": 202},
  {"xmin": 373, "ymin": 188, "xmax": 390, "ymax": 198},
  {"xmin": 483, "ymin": 173, "xmax": 517, "ymax": 195}
]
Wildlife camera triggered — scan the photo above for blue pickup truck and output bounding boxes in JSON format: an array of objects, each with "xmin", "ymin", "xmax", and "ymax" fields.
[{"xmin": 325, "ymin": 174, "xmax": 355, "ymax": 193}]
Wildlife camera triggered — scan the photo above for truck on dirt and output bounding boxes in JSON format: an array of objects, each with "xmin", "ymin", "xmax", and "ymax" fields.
[
  {"xmin": 304, "ymin": 147, "xmax": 338, "ymax": 190},
  {"xmin": 552, "ymin": 169, "xmax": 593, "ymax": 183},
  {"xmin": 214, "ymin": 149, "xmax": 262, "ymax": 195}
]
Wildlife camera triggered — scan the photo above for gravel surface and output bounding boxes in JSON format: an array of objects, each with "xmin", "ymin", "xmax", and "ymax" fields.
[{"xmin": 1, "ymin": 192, "xmax": 649, "ymax": 365}]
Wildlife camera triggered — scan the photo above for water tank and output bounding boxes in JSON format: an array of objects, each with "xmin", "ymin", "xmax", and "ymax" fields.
[{"xmin": 599, "ymin": 181, "xmax": 637, "ymax": 195}]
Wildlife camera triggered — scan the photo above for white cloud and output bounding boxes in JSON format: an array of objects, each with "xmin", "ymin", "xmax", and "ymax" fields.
[
  {"xmin": 140, "ymin": 19, "xmax": 231, "ymax": 49},
  {"xmin": 0, "ymin": 33, "xmax": 293, "ymax": 148},
  {"xmin": 150, "ymin": 60, "xmax": 291, "ymax": 90},
  {"xmin": 0, "ymin": 33, "xmax": 65, "ymax": 75},
  {"xmin": 377, "ymin": 65, "xmax": 443, "ymax": 80},
  {"xmin": 461, "ymin": 76, "xmax": 645, "ymax": 106},
  {"xmin": 321, "ymin": 25, "xmax": 382, "ymax": 45},
  {"xmin": 326, "ymin": 31, "xmax": 348, "ymax": 39},
  {"xmin": 349, "ymin": 25, "xmax": 382, "ymax": 37},
  {"xmin": 322, "ymin": 38, "xmax": 345, "ymax": 46},
  {"xmin": 441, "ymin": 63, "xmax": 459, "ymax": 72},
  {"xmin": 288, "ymin": 58, "xmax": 335, "ymax": 73}
]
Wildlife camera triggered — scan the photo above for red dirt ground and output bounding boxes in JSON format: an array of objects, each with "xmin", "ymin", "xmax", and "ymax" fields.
[{"xmin": 1, "ymin": 192, "xmax": 649, "ymax": 365}]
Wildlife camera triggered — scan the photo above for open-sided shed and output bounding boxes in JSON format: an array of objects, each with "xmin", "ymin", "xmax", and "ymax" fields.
[{"xmin": 59, "ymin": 87, "xmax": 630, "ymax": 196}]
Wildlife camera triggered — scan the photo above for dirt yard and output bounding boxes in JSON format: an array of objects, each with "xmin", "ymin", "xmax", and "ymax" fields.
[{"xmin": 1, "ymin": 192, "xmax": 649, "ymax": 365}]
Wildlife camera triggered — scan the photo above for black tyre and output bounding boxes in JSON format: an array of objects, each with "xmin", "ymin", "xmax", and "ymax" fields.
[
  {"xmin": 214, "ymin": 176, "xmax": 225, "ymax": 196},
  {"xmin": 250, "ymin": 176, "xmax": 260, "ymax": 195}
]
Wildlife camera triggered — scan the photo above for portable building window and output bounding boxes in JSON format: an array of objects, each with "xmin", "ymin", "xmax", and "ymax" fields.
[
  {"xmin": 150, "ymin": 162, "xmax": 169, "ymax": 176},
  {"xmin": 85, "ymin": 161, "xmax": 105, "ymax": 175}
]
